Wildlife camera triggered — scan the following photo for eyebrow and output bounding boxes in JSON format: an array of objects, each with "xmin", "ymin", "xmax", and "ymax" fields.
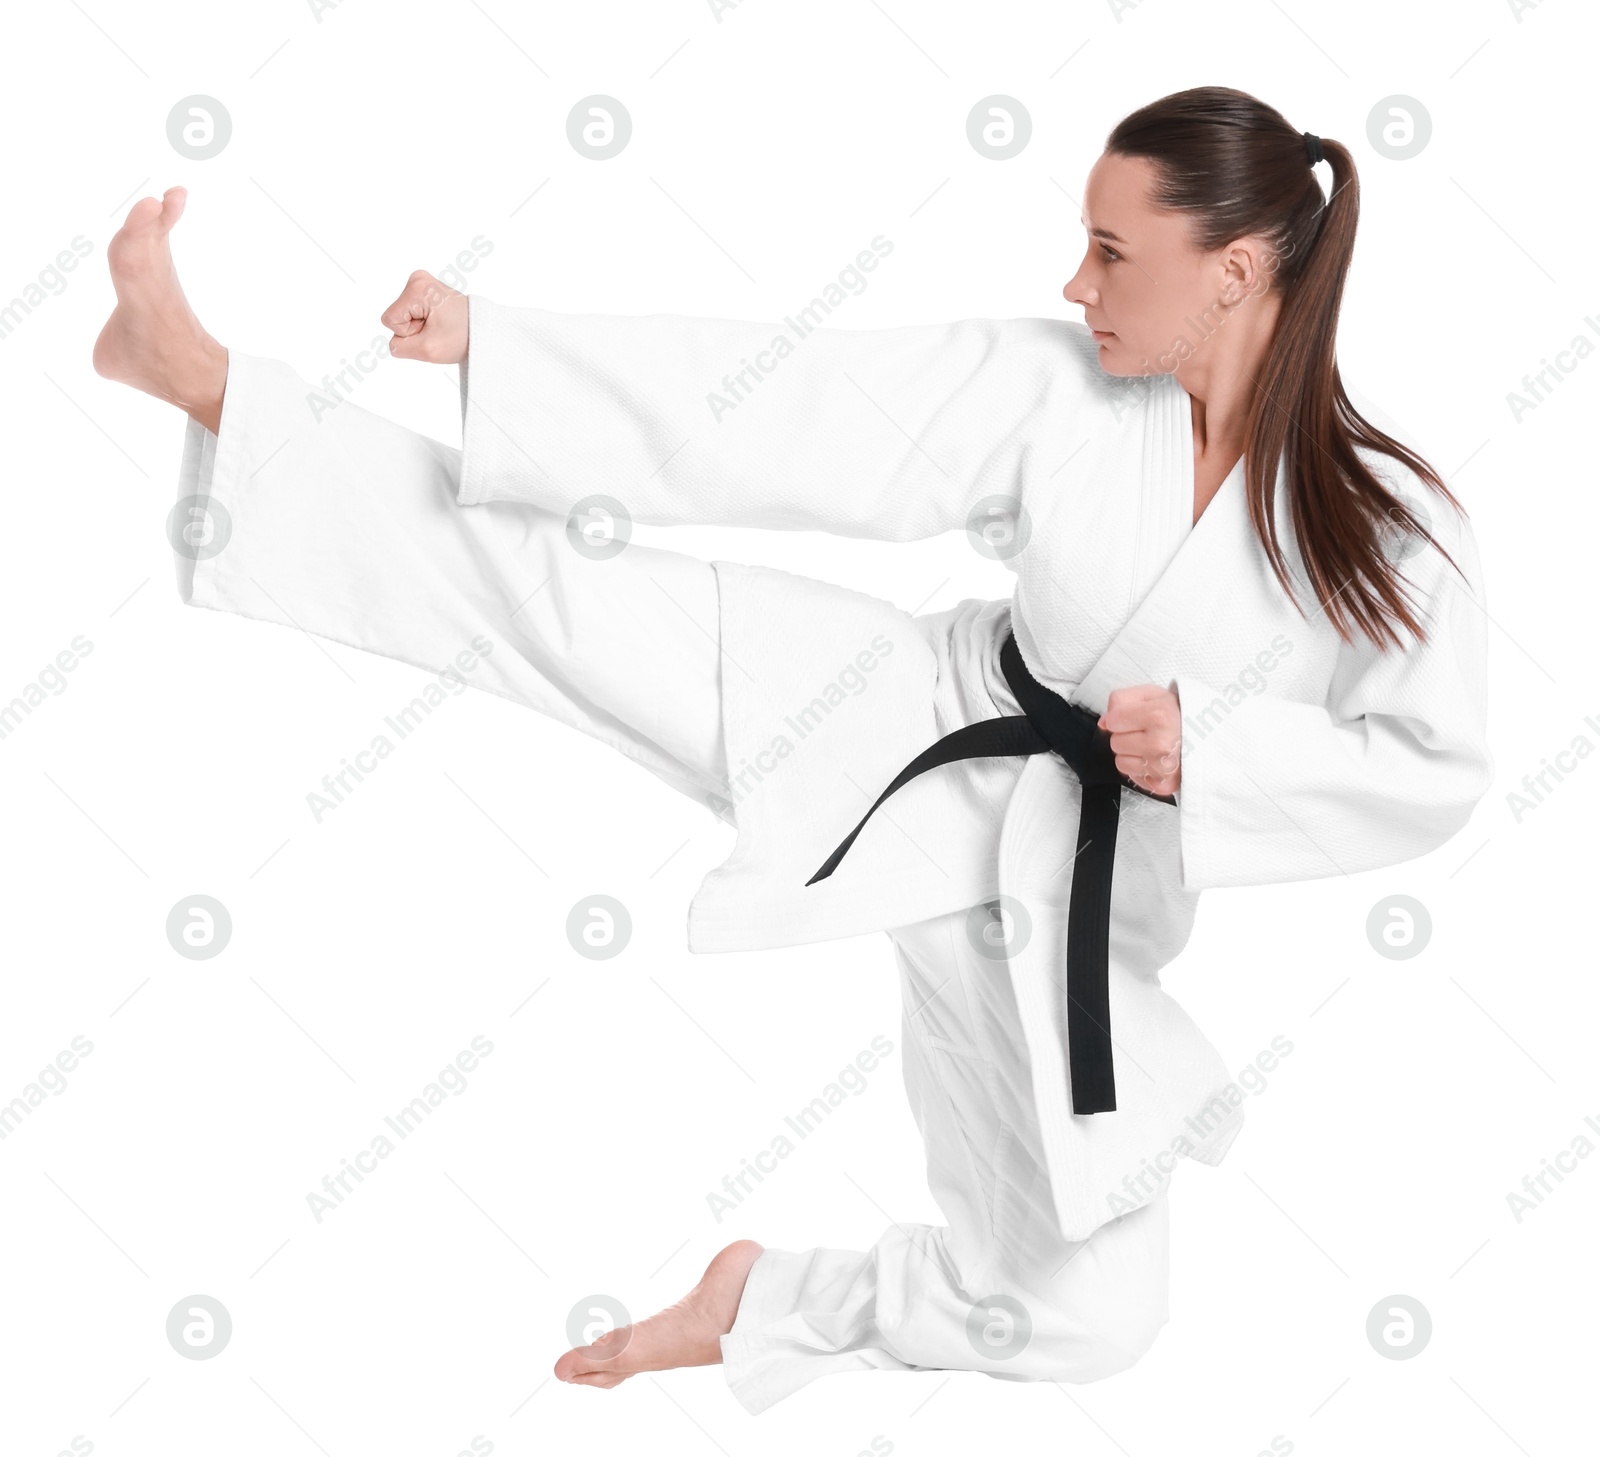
[{"xmin": 1088, "ymin": 224, "xmax": 1126, "ymax": 243}]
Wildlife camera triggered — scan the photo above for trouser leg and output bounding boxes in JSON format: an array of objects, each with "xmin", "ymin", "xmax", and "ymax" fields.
[
  {"xmin": 719, "ymin": 909, "xmax": 1171, "ymax": 1414},
  {"xmin": 175, "ymin": 350, "xmax": 728, "ymax": 811}
]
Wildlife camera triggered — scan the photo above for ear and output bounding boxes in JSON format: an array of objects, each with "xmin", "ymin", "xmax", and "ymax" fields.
[{"xmin": 1218, "ymin": 236, "xmax": 1275, "ymax": 305}]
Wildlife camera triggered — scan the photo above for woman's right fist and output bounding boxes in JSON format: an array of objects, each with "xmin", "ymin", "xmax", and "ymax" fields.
[{"xmin": 382, "ymin": 270, "xmax": 470, "ymax": 364}]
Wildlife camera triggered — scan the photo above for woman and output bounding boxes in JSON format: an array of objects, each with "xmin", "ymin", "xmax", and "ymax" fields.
[{"xmin": 93, "ymin": 87, "xmax": 1492, "ymax": 1413}]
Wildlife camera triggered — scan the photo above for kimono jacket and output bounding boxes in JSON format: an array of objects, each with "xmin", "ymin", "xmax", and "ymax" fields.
[{"xmin": 449, "ymin": 297, "xmax": 1493, "ymax": 1240}]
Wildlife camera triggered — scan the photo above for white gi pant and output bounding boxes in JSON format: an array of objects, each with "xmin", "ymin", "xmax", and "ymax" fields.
[
  {"xmin": 723, "ymin": 912, "xmax": 1170, "ymax": 1413},
  {"xmin": 181, "ymin": 353, "xmax": 1171, "ymax": 1415}
]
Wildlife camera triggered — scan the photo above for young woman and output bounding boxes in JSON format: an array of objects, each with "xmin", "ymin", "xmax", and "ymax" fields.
[{"xmin": 93, "ymin": 87, "xmax": 1492, "ymax": 1414}]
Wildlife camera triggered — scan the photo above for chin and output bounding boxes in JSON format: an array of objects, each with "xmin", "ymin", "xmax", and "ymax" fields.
[
  {"xmin": 1091, "ymin": 339, "xmax": 1167, "ymax": 379},
  {"xmin": 1091, "ymin": 344, "xmax": 1139, "ymax": 378}
]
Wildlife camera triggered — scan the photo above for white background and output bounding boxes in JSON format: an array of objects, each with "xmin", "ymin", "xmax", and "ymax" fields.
[{"xmin": 2, "ymin": 1, "xmax": 1596, "ymax": 1454}]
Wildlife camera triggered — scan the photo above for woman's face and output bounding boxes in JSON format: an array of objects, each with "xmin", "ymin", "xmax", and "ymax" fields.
[{"xmin": 1063, "ymin": 151, "xmax": 1274, "ymax": 378}]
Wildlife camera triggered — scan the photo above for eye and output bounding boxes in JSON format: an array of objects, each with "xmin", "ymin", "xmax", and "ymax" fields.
[{"xmin": 1099, "ymin": 243, "xmax": 1123, "ymax": 263}]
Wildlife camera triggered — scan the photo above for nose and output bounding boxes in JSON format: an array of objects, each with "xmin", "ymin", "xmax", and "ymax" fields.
[{"xmin": 1063, "ymin": 265, "xmax": 1096, "ymax": 310}]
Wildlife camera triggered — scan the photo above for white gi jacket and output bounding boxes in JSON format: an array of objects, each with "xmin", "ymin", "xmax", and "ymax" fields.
[{"xmin": 454, "ymin": 298, "xmax": 1494, "ymax": 1240}]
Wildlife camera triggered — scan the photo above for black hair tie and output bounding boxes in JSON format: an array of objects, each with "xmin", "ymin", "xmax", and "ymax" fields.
[{"xmin": 1303, "ymin": 131, "xmax": 1324, "ymax": 166}]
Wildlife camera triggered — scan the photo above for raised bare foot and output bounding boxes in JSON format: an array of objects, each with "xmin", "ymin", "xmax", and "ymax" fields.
[
  {"xmin": 554, "ymin": 1239, "xmax": 764, "ymax": 1389},
  {"xmin": 93, "ymin": 186, "xmax": 228, "ymax": 433}
]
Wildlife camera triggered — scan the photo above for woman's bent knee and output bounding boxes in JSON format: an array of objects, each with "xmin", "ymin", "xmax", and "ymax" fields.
[
  {"xmin": 990, "ymin": 1205, "xmax": 1172, "ymax": 1382},
  {"xmin": 1082, "ymin": 1297, "xmax": 1169, "ymax": 1377}
]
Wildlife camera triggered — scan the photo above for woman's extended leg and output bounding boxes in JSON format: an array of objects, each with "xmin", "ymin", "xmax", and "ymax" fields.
[{"xmin": 95, "ymin": 188, "xmax": 733, "ymax": 812}]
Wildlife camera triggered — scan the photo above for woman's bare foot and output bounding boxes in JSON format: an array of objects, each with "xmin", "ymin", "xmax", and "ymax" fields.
[
  {"xmin": 93, "ymin": 186, "xmax": 228, "ymax": 433},
  {"xmin": 554, "ymin": 1239, "xmax": 764, "ymax": 1389}
]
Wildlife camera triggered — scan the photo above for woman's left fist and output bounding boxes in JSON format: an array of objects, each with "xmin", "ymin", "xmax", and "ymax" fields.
[{"xmin": 1097, "ymin": 684, "xmax": 1182, "ymax": 796}]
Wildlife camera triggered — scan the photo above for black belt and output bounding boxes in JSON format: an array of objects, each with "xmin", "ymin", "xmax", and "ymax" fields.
[{"xmin": 806, "ymin": 629, "xmax": 1175, "ymax": 1114}]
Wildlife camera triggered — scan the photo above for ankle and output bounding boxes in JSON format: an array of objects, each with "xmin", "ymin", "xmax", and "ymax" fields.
[{"xmin": 173, "ymin": 337, "xmax": 228, "ymax": 433}]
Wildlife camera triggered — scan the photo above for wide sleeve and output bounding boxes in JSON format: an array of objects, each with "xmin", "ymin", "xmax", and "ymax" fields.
[
  {"xmin": 455, "ymin": 295, "xmax": 1078, "ymax": 540},
  {"xmin": 1172, "ymin": 509, "xmax": 1494, "ymax": 889}
]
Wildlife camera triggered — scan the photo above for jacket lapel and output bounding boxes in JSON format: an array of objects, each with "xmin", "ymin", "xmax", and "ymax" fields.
[{"xmin": 1072, "ymin": 446, "xmax": 1258, "ymax": 712}]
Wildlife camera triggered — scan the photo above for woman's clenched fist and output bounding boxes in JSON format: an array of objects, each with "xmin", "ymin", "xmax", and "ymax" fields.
[{"xmin": 381, "ymin": 270, "xmax": 470, "ymax": 364}]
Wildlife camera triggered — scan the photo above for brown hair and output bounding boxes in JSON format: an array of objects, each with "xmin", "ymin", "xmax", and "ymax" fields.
[{"xmin": 1107, "ymin": 86, "xmax": 1465, "ymax": 650}]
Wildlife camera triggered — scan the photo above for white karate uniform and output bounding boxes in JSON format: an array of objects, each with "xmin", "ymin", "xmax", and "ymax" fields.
[
  {"xmin": 452, "ymin": 297, "xmax": 1495, "ymax": 1244},
  {"xmin": 174, "ymin": 289, "xmax": 1491, "ymax": 1413}
]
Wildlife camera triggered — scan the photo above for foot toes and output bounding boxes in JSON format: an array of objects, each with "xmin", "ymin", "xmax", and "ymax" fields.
[
  {"xmin": 121, "ymin": 196, "xmax": 164, "ymax": 233},
  {"xmin": 554, "ymin": 1320, "xmax": 640, "ymax": 1385},
  {"xmin": 587, "ymin": 1326, "xmax": 634, "ymax": 1358},
  {"xmin": 553, "ymin": 1349, "xmax": 587, "ymax": 1382},
  {"xmin": 160, "ymin": 186, "xmax": 187, "ymax": 229}
]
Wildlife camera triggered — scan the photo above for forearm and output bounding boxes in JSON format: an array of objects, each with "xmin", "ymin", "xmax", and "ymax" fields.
[
  {"xmin": 455, "ymin": 296, "xmax": 1075, "ymax": 539},
  {"xmin": 1175, "ymin": 572, "xmax": 1492, "ymax": 886},
  {"xmin": 1174, "ymin": 686, "xmax": 1493, "ymax": 888}
]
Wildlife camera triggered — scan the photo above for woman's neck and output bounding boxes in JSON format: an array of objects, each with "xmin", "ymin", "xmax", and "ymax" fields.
[{"xmin": 1176, "ymin": 291, "xmax": 1281, "ymax": 468}]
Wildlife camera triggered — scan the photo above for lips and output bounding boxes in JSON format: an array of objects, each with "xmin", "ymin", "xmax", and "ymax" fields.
[{"xmin": 1090, "ymin": 328, "xmax": 1115, "ymax": 341}]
